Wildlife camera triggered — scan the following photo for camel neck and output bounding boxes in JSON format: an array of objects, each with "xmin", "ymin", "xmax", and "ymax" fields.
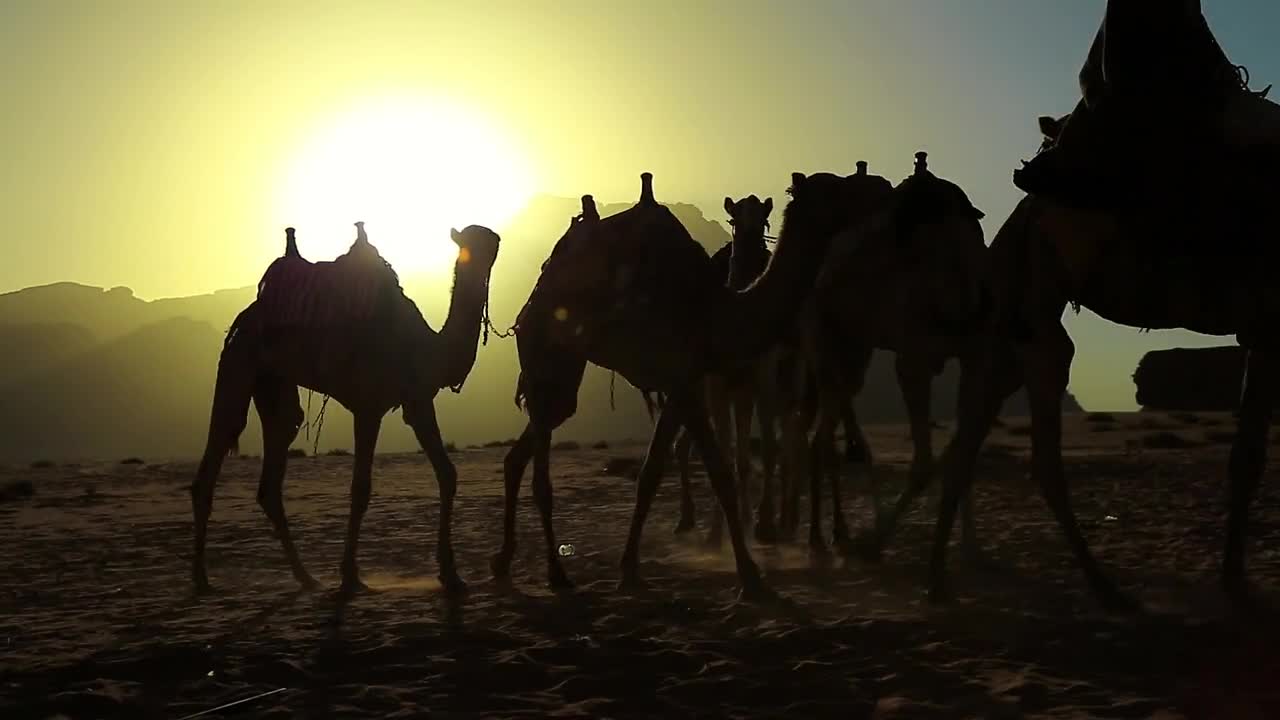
[
  {"xmin": 438, "ymin": 261, "xmax": 491, "ymax": 389},
  {"xmin": 728, "ymin": 230, "xmax": 768, "ymax": 291},
  {"xmin": 726, "ymin": 215, "xmax": 827, "ymax": 357}
]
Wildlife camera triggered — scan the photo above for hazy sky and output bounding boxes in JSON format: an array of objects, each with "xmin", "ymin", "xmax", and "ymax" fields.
[{"xmin": 3, "ymin": 0, "xmax": 1278, "ymax": 410}]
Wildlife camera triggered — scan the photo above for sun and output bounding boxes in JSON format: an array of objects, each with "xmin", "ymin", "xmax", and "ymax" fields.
[{"xmin": 276, "ymin": 94, "xmax": 534, "ymax": 273}]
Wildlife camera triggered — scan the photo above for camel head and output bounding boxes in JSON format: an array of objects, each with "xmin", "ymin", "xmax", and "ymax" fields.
[
  {"xmin": 778, "ymin": 171, "xmax": 890, "ymax": 249},
  {"xmin": 1036, "ymin": 114, "xmax": 1069, "ymax": 152},
  {"xmin": 724, "ymin": 194, "xmax": 773, "ymax": 244},
  {"xmin": 449, "ymin": 225, "xmax": 501, "ymax": 277}
]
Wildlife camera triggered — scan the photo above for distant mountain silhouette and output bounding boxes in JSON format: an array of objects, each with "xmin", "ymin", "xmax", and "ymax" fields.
[{"xmin": 0, "ymin": 193, "xmax": 1082, "ymax": 462}]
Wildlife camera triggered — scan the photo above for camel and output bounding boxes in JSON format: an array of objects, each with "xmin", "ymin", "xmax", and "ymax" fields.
[
  {"xmin": 656, "ymin": 195, "xmax": 866, "ymax": 545},
  {"xmin": 787, "ymin": 152, "xmax": 991, "ymax": 556},
  {"xmin": 191, "ymin": 222, "xmax": 501, "ymax": 595},
  {"xmin": 924, "ymin": 110, "xmax": 1280, "ymax": 610},
  {"xmin": 493, "ymin": 172, "xmax": 869, "ymax": 597},
  {"xmin": 668, "ymin": 195, "xmax": 783, "ymax": 544}
]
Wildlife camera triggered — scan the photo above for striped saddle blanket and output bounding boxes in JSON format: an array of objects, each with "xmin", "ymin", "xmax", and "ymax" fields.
[{"xmin": 255, "ymin": 255, "xmax": 399, "ymax": 329}]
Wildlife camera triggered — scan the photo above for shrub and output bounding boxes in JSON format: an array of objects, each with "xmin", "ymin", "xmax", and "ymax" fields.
[
  {"xmin": 1085, "ymin": 412, "xmax": 1117, "ymax": 424},
  {"xmin": 551, "ymin": 440, "xmax": 581, "ymax": 451},
  {"xmin": 29, "ymin": 459, "xmax": 55, "ymax": 469},
  {"xmin": 287, "ymin": 448, "xmax": 307, "ymax": 459}
]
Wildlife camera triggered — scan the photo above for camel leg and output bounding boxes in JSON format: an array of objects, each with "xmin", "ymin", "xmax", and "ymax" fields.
[
  {"xmin": 1223, "ymin": 347, "xmax": 1277, "ymax": 602},
  {"xmin": 492, "ymin": 425, "xmax": 534, "ymax": 578},
  {"xmin": 530, "ymin": 424, "xmax": 573, "ymax": 590},
  {"xmin": 619, "ymin": 400, "xmax": 684, "ymax": 588},
  {"xmin": 927, "ymin": 340, "xmax": 1015, "ymax": 602},
  {"xmin": 673, "ymin": 429, "xmax": 696, "ymax": 534},
  {"xmin": 780, "ymin": 403, "xmax": 810, "ymax": 540},
  {"xmin": 873, "ymin": 354, "xmax": 937, "ymax": 550},
  {"xmin": 339, "ymin": 411, "xmax": 381, "ymax": 593},
  {"xmin": 406, "ymin": 399, "xmax": 466, "ymax": 594},
  {"xmin": 683, "ymin": 393, "xmax": 767, "ymax": 597},
  {"xmin": 733, "ymin": 388, "xmax": 757, "ymax": 536},
  {"xmin": 704, "ymin": 377, "xmax": 733, "ymax": 549},
  {"xmin": 807, "ymin": 408, "xmax": 830, "ymax": 556},
  {"xmin": 779, "ymin": 354, "xmax": 814, "ymax": 540},
  {"xmin": 253, "ymin": 377, "xmax": 316, "ymax": 589},
  {"xmin": 809, "ymin": 344, "xmax": 869, "ymax": 554},
  {"xmin": 754, "ymin": 379, "xmax": 781, "ymax": 544},
  {"xmin": 1020, "ymin": 325, "xmax": 1128, "ymax": 609},
  {"xmin": 842, "ymin": 397, "xmax": 868, "ymax": 464},
  {"xmin": 191, "ymin": 343, "xmax": 254, "ymax": 594}
]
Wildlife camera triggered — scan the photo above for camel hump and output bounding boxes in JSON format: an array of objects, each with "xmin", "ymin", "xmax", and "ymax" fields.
[{"xmin": 639, "ymin": 172, "xmax": 655, "ymax": 205}]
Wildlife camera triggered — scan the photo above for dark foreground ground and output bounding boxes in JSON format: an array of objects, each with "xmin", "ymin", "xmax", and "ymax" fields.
[{"xmin": 3, "ymin": 412, "xmax": 1280, "ymax": 719}]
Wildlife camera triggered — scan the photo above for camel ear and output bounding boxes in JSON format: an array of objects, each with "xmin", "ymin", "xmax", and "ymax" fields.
[
  {"xmin": 790, "ymin": 172, "xmax": 806, "ymax": 189},
  {"xmin": 1037, "ymin": 115, "xmax": 1063, "ymax": 140},
  {"xmin": 450, "ymin": 228, "xmax": 462, "ymax": 245},
  {"xmin": 763, "ymin": 197, "xmax": 773, "ymax": 217},
  {"xmin": 723, "ymin": 196, "xmax": 735, "ymax": 215}
]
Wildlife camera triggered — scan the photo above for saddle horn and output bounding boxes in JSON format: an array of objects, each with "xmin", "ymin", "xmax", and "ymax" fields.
[{"xmin": 639, "ymin": 172, "xmax": 655, "ymax": 205}]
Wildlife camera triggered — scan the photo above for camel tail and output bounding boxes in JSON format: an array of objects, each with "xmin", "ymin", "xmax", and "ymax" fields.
[{"xmin": 514, "ymin": 373, "xmax": 528, "ymax": 412}]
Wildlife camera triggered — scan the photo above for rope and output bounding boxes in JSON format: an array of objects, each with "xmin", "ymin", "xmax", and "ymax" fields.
[
  {"xmin": 310, "ymin": 394, "xmax": 331, "ymax": 456},
  {"xmin": 610, "ymin": 370, "xmax": 617, "ymax": 410},
  {"xmin": 450, "ymin": 278, "xmax": 518, "ymax": 394}
]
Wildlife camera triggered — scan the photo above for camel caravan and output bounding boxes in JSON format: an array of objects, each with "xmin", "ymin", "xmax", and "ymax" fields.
[{"xmin": 194, "ymin": 0, "xmax": 1280, "ymax": 611}]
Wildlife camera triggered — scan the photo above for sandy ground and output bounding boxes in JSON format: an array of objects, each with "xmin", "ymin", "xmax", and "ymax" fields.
[{"xmin": 5, "ymin": 411, "xmax": 1280, "ymax": 719}]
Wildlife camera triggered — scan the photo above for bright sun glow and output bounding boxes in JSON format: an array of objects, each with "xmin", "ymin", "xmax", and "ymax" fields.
[{"xmin": 277, "ymin": 94, "xmax": 534, "ymax": 273}]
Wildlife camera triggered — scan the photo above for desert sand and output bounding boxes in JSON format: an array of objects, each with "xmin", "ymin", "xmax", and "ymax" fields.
[{"xmin": 4, "ymin": 411, "xmax": 1280, "ymax": 719}]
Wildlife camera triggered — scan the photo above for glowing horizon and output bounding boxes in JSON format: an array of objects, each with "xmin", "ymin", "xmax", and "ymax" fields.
[{"xmin": 273, "ymin": 93, "xmax": 536, "ymax": 274}]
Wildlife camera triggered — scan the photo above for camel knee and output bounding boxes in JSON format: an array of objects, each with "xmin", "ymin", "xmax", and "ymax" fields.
[{"xmin": 437, "ymin": 465, "xmax": 459, "ymax": 502}]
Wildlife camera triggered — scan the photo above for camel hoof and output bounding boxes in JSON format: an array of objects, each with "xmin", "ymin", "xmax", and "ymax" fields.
[
  {"xmin": 489, "ymin": 553, "xmax": 513, "ymax": 579},
  {"xmin": 754, "ymin": 519, "xmax": 780, "ymax": 545},
  {"xmin": 1099, "ymin": 590, "xmax": 1142, "ymax": 615},
  {"xmin": 703, "ymin": 532, "xmax": 725, "ymax": 550},
  {"xmin": 193, "ymin": 578, "xmax": 213, "ymax": 597},
  {"xmin": 809, "ymin": 541, "xmax": 832, "ymax": 564},
  {"xmin": 440, "ymin": 573, "xmax": 468, "ymax": 596},
  {"xmin": 845, "ymin": 444, "xmax": 869, "ymax": 465},
  {"xmin": 846, "ymin": 531, "xmax": 883, "ymax": 563},
  {"xmin": 296, "ymin": 574, "xmax": 322, "ymax": 592},
  {"xmin": 737, "ymin": 580, "xmax": 776, "ymax": 605},
  {"xmin": 616, "ymin": 574, "xmax": 647, "ymax": 594},
  {"xmin": 961, "ymin": 548, "xmax": 1008, "ymax": 575},
  {"xmin": 927, "ymin": 584, "xmax": 954, "ymax": 606},
  {"xmin": 548, "ymin": 568, "xmax": 576, "ymax": 592},
  {"xmin": 339, "ymin": 577, "xmax": 371, "ymax": 596},
  {"xmin": 673, "ymin": 517, "xmax": 696, "ymax": 535}
]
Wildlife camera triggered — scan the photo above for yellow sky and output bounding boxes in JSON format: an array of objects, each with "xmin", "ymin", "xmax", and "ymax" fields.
[
  {"xmin": 1, "ymin": 0, "xmax": 950, "ymax": 298},
  {"xmin": 5, "ymin": 1, "xmax": 1274, "ymax": 410}
]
